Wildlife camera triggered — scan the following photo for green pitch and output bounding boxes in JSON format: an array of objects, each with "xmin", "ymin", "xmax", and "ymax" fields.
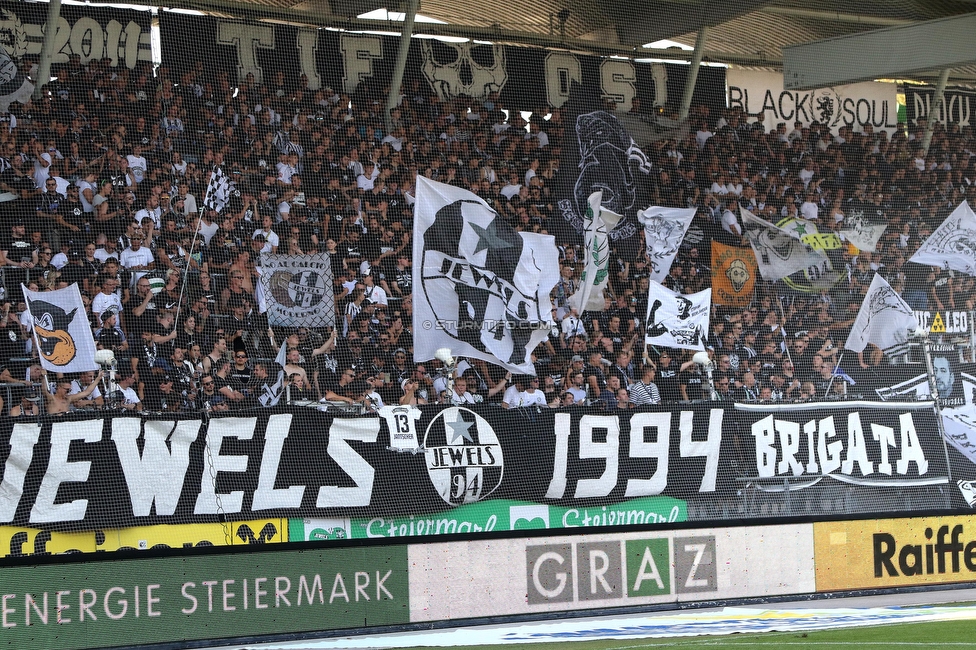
[{"xmin": 401, "ymin": 618, "xmax": 976, "ymax": 650}]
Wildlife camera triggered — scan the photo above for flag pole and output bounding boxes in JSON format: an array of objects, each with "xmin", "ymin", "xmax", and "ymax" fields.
[
  {"xmin": 776, "ymin": 294, "xmax": 797, "ymax": 369},
  {"xmin": 173, "ymin": 164, "xmax": 219, "ymax": 334}
]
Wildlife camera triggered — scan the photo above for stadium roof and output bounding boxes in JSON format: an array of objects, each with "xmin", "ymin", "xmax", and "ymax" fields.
[{"xmin": 140, "ymin": 0, "xmax": 976, "ymax": 83}]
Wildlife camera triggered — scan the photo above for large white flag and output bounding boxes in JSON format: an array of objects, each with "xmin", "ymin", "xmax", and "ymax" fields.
[
  {"xmin": 637, "ymin": 205, "xmax": 697, "ymax": 283},
  {"xmin": 22, "ymin": 283, "xmax": 97, "ymax": 373},
  {"xmin": 845, "ymin": 274, "xmax": 917, "ymax": 353},
  {"xmin": 741, "ymin": 208, "xmax": 829, "ymax": 281},
  {"xmin": 413, "ymin": 176, "xmax": 559, "ymax": 374},
  {"xmin": 644, "ymin": 281, "xmax": 710, "ymax": 351},
  {"xmin": 910, "ymin": 200, "xmax": 976, "ymax": 276},
  {"xmin": 568, "ymin": 190, "xmax": 621, "ymax": 313},
  {"xmin": 840, "ymin": 205, "xmax": 887, "ymax": 253}
]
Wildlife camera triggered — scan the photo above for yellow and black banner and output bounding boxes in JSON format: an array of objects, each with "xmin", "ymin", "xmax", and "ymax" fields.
[{"xmin": 815, "ymin": 515, "xmax": 976, "ymax": 591}]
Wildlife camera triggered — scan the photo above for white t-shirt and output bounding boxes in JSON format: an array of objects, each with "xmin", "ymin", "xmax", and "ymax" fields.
[
  {"xmin": 32, "ymin": 152, "xmax": 52, "ymax": 189},
  {"xmin": 94, "ymin": 247, "xmax": 120, "ymax": 264},
  {"xmin": 800, "ymin": 201, "xmax": 819, "ymax": 222},
  {"xmin": 276, "ymin": 162, "xmax": 297, "ymax": 185},
  {"xmin": 127, "ymin": 154, "xmax": 148, "ymax": 183},
  {"xmin": 51, "ymin": 252, "xmax": 69, "ymax": 269},
  {"xmin": 120, "ymin": 246, "xmax": 154, "ymax": 270},
  {"xmin": 119, "ymin": 246, "xmax": 155, "ymax": 285},
  {"xmin": 277, "ymin": 201, "xmax": 291, "ymax": 222},
  {"xmin": 567, "ymin": 386, "xmax": 587, "ymax": 403},
  {"xmin": 77, "ymin": 180, "xmax": 96, "ymax": 212},
  {"xmin": 500, "ymin": 183, "xmax": 521, "ymax": 200},
  {"xmin": 379, "ymin": 405, "xmax": 423, "ymax": 450},
  {"xmin": 362, "ymin": 283, "xmax": 388, "ymax": 306},
  {"xmin": 449, "ymin": 390, "xmax": 476, "ymax": 406},
  {"xmin": 120, "ymin": 386, "xmax": 141, "ymax": 407},
  {"xmin": 197, "ymin": 220, "xmax": 219, "ymax": 245},
  {"xmin": 502, "ymin": 385, "xmax": 522, "ymax": 408},
  {"xmin": 721, "ymin": 209, "xmax": 741, "ymax": 236},
  {"xmin": 70, "ymin": 380, "xmax": 102, "ymax": 400},
  {"xmin": 253, "ymin": 228, "xmax": 279, "ymax": 254},
  {"xmin": 519, "ymin": 389, "xmax": 548, "ymax": 407}
]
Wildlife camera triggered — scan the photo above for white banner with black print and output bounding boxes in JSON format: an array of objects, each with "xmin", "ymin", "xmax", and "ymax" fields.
[{"xmin": 726, "ymin": 69, "xmax": 899, "ymax": 135}]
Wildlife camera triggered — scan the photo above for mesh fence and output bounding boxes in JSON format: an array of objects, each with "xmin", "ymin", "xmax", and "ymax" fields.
[{"xmin": 0, "ymin": 2, "xmax": 974, "ymax": 557}]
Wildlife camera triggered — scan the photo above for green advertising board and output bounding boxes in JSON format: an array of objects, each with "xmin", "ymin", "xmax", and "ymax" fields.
[
  {"xmin": 0, "ymin": 545, "xmax": 408, "ymax": 649},
  {"xmin": 290, "ymin": 496, "xmax": 687, "ymax": 541}
]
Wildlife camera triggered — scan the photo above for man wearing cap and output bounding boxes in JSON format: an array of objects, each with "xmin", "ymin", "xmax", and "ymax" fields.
[
  {"xmin": 94, "ymin": 309, "xmax": 128, "ymax": 354},
  {"xmin": 361, "ymin": 270, "xmax": 388, "ymax": 306},
  {"xmin": 143, "ymin": 374, "xmax": 179, "ymax": 412}
]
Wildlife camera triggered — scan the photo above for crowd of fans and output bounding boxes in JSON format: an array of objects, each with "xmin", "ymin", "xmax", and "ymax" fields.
[{"xmin": 0, "ymin": 51, "xmax": 969, "ymax": 415}]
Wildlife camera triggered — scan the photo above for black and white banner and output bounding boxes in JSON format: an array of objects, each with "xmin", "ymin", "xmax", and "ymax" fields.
[
  {"xmin": 878, "ymin": 360, "xmax": 976, "ymax": 466},
  {"xmin": 735, "ymin": 401, "xmax": 946, "ymax": 488},
  {"xmin": 638, "ymin": 205, "xmax": 697, "ymax": 283},
  {"xmin": 643, "ymin": 282, "xmax": 710, "ymax": 351},
  {"xmin": 23, "ymin": 283, "xmax": 97, "ymax": 373},
  {"xmin": 0, "ymin": 400, "xmax": 963, "ymax": 530},
  {"xmin": 259, "ymin": 253, "xmax": 336, "ymax": 328},
  {"xmin": 741, "ymin": 208, "xmax": 829, "ymax": 281},
  {"xmin": 726, "ymin": 69, "xmax": 898, "ymax": 134},
  {"xmin": 910, "ymin": 200, "xmax": 976, "ymax": 277},
  {"xmin": 158, "ymin": 13, "xmax": 726, "ymax": 112},
  {"xmin": 840, "ymin": 205, "xmax": 887, "ymax": 253},
  {"xmin": 845, "ymin": 274, "xmax": 917, "ymax": 354},
  {"xmin": 413, "ymin": 177, "xmax": 558, "ymax": 374},
  {"xmin": 0, "ymin": 4, "xmax": 152, "ymax": 69},
  {"xmin": 553, "ymin": 84, "xmax": 654, "ymax": 257},
  {"xmin": 905, "ymin": 86, "xmax": 976, "ymax": 127}
]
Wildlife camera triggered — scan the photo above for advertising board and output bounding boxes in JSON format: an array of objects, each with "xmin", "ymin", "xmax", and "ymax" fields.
[
  {"xmin": 408, "ymin": 524, "xmax": 815, "ymax": 620},
  {"xmin": 815, "ymin": 515, "xmax": 976, "ymax": 591}
]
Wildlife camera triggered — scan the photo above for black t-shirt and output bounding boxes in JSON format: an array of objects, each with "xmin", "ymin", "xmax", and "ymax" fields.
[
  {"xmin": 583, "ymin": 363, "xmax": 607, "ymax": 395},
  {"xmin": 124, "ymin": 295, "xmax": 158, "ymax": 335},
  {"xmin": 679, "ymin": 369, "xmax": 705, "ymax": 401},
  {"xmin": 229, "ymin": 364, "xmax": 252, "ymax": 392},
  {"xmin": 4, "ymin": 237, "xmax": 32, "ymax": 265},
  {"xmin": 95, "ymin": 325, "xmax": 126, "ymax": 352},
  {"xmin": 656, "ymin": 366, "xmax": 681, "ymax": 402},
  {"xmin": 59, "ymin": 260, "xmax": 90, "ymax": 287}
]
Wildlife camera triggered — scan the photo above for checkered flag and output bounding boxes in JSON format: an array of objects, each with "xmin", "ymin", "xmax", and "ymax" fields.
[{"xmin": 201, "ymin": 165, "xmax": 235, "ymax": 214}]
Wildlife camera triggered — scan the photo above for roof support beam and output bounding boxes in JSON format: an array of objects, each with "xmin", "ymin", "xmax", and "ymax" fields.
[
  {"xmin": 783, "ymin": 12, "xmax": 976, "ymax": 89},
  {"xmin": 678, "ymin": 27, "xmax": 708, "ymax": 121},
  {"xmin": 760, "ymin": 7, "xmax": 914, "ymax": 27},
  {"xmin": 385, "ymin": 0, "xmax": 417, "ymax": 132},
  {"xmin": 921, "ymin": 68, "xmax": 950, "ymax": 154},
  {"xmin": 34, "ymin": 0, "xmax": 62, "ymax": 100}
]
